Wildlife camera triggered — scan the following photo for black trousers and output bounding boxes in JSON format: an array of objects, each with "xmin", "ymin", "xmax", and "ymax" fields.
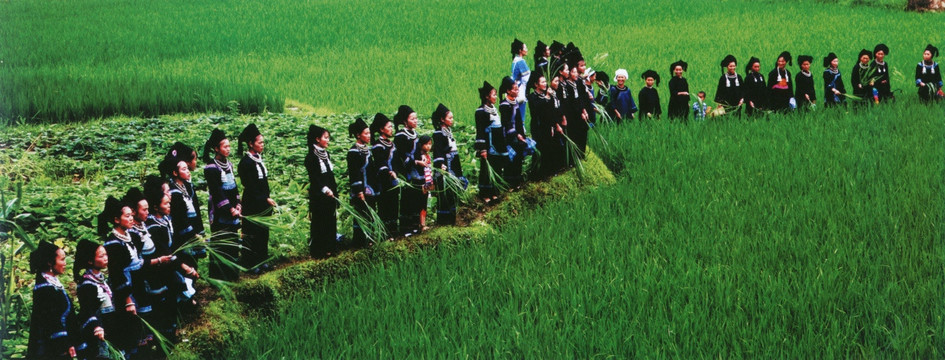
[
  {"xmin": 377, "ymin": 187, "xmax": 399, "ymax": 237},
  {"xmin": 208, "ymin": 222, "xmax": 241, "ymax": 281},
  {"xmin": 351, "ymin": 196, "xmax": 377, "ymax": 247},
  {"xmin": 309, "ymin": 196, "xmax": 338, "ymax": 258}
]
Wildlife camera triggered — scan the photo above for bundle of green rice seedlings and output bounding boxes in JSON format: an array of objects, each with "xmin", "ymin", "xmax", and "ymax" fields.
[
  {"xmin": 482, "ymin": 155, "xmax": 510, "ymax": 194},
  {"xmin": 524, "ymin": 146, "xmax": 543, "ymax": 180},
  {"xmin": 561, "ymin": 133, "xmax": 586, "ymax": 180},
  {"xmin": 104, "ymin": 340, "xmax": 125, "ymax": 360},
  {"xmin": 432, "ymin": 167, "xmax": 472, "ymax": 204},
  {"xmin": 592, "ymin": 103, "xmax": 615, "ymax": 125},
  {"xmin": 241, "ymin": 206, "xmax": 297, "ymax": 231},
  {"xmin": 392, "ymin": 174, "xmax": 421, "ymax": 191},
  {"xmin": 841, "ymin": 92, "xmax": 863, "ymax": 101},
  {"xmin": 335, "ymin": 197, "xmax": 388, "ymax": 243},
  {"xmin": 138, "ymin": 315, "xmax": 173, "ymax": 357},
  {"xmin": 172, "ymin": 232, "xmax": 245, "ymax": 298}
]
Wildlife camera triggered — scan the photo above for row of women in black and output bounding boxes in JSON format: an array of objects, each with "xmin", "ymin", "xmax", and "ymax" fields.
[
  {"xmin": 305, "ymin": 103, "xmax": 471, "ymax": 258},
  {"xmin": 713, "ymin": 43, "xmax": 943, "ymax": 114},
  {"xmin": 26, "ymin": 125, "xmax": 275, "ymax": 359}
]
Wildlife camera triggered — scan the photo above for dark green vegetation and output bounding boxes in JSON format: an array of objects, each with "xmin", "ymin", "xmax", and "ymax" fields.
[
  {"xmin": 227, "ymin": 102, "xmax": 944, "ymax": 358},
  {"xmin": 0, "ymin": 0, "xmax": 941, "ymax": 122}
]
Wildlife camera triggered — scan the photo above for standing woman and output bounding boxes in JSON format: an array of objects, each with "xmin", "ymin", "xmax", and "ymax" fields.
[
  {"xmin": 743, "ymin": 57, "xmax": 767, "ymax": 116},
  {"xmin": 393, "ymin": 105, "xmax": 423, "ymax": 235},
  {"xmin": 916, "ymin": 44, "xmax": 942, "ymax": 102},
  {"xmin": 851, "ymin": 49, "xmax": 873, "ymax": 106},
  {"xmin": 161, "ymin": 143, "xmax": 204, "ymax": 263},
  {"xmin": 306, "ymin": 125, "xmax": 339, "ymax": 258},
  {"xmin": 347, "ymin": 118, "xmax": 376, "ymax": 247},
  {"xmin": 527, "ymin": 70, "xmax": 553, "ymax": 178},
  {"xmin": 511, "ymin": 38, "xmax": 530, "ymax": 128},
  {"xmin": 768, "ymin": 51, "xmax": 794, "ymax": 112},
  {"xmin": 873, "ymin": 44, "xmax": 893, "ymax": 102},
  {"xmin": 794, "ymin": 55, "xmax": 817, "ymax": 110},
  {"xmin": 98, "ymin": 196, "xmax": 145, "ymax": 356},
  {"xmin": 370, "ymin": 113, "xmax": 398, "ymax": 238},
  {"xmin": 823, "ymin": 53, "xmax": 846, "ymax": 107},
  {"xmin": 121, "ymin": 186, "xmax": 172, "ymax": 352},
  {"xmin": 534, "ymin": 40, "xmax": 549, "ymax": 74},
  {"xmin": 27, "ymin": 241, "xmax": 78, "ymax": 359},
  {"xmin": 499, "ymin": 78, "xmax": 527, "ymax": 186},
  {"xmin": 715, "ymin": 54, "xmax": 744, "ymax": 116},
  {"xmin": 638, "ymin": 70, "xmax": 662, "ymax": 119},
  {"xmin": 667, "ymin": 60, "xmax": 690, "ymax": 121},
  {"xmin": 432, "ymin": 103, "xmax": 466, "ymax": 225},
  {"xmin": 237, "ymin": 124, "xmax": 276, "ymax": 272},
  {"xmin": 74, "ymin": 240, "xmax": 111, "ymax": 360},
  {"xmin": 144, "ymin": 176, "xmax": 198, "ymax": 333},
  {"xmin": 202, "ymin": 129, "xmax": 241, "ymax": 281},
  {"xmin": 475, "ymin": 81, "xmax": 507, "ymax": 203},
  {"xmin": 608, "ymin": 69, "xmax": 637, "ymax": 123},
  {"xmin": 567, "ymin": 52, "xmax": 591, "ymax": 154}
]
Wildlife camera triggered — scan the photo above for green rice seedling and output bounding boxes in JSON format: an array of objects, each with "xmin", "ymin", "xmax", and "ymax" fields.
[
  {"xmin": 591, "ymin": 103, "xmax": 615, "ymax": 125},
  {"xmin": 335, "ymin": 197, "xmax": 388, "ymax": 243},
  {"xmin": 103, "ymin": 339, "xmax": 127, "ymax": 360},
  {"xmin": 138, "ymin": 315, "xmax": 173, "ymax": 357},
  {"xmin": 481, "ymin": 155, "xmax": 509, "ymax": 194},
  {"xmin": 241, "ymin": 206, "xmax": 297, "ymax": 232},
  {"xmin": 561, "ymin": 133, "xmax": 585, "ymax": 180},
  {"xmin": 433, "ymin": 167, "xmax": 472, "ymax": 204},
  {"xmin": 841, "ymin": 92, "xmax": 864, "ymax": 101}
]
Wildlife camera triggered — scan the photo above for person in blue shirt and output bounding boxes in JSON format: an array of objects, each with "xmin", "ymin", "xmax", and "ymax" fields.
[
  {"xmin": 511, "ymin": 38, "xmax": 530, "ymax": 149},
  {"xmin": 692, "ymin": 91, "xmax": 709, "ymax": 120},
  {"xmin": 607, "ymin": 69, "xmax": 637, "ymax": 123}
]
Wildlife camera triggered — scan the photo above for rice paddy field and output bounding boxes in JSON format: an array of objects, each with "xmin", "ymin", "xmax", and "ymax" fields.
[
  {"xmin": 1, "ymin": 0, "xmax": 944, "ymax": 358},
  {"xmin": 0, "ymin": 0, "xmax": 941, "ymax": 122}
]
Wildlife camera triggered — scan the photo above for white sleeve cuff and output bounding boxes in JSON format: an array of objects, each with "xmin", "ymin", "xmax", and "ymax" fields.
[{"xmin": 321, "ymin": 186, "xmax": 330, "ymax": 194}]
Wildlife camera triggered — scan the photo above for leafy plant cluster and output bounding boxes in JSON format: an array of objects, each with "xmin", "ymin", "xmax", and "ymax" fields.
[{"xmin": 0, "ymin": 110, "xmax": 483, "ymax": 358}]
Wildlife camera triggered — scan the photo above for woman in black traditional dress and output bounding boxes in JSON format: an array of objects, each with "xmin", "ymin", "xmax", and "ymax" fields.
[
  {"xmin": 98, "ymin": 196, "xmax": 145, "ymax": 356},
  {"xmin": 638, "ymin": 70, "xmax": 661, "ymax": 119},
  {"xmin": 393, "ymin": 105, "xmax": 424, "ymax": 235},
  {"xmin": 306, "ymin": 125, "xmax": 339, "ymax": 258},
  {"xmin": 915, "ymin": 44, "xmax": 942, "ymax": 102},
  {"xmin": 432, "ymin": 103, "xmax": 466, "ymax": 225},
  {"xmin": 74, "ymin": 239, "xmax": 110, "ymax": 359},
  {"xmin": 873, "ymin": 44, "xmax": 893, "ymax": 102},
  {"xmin": 534, "ymin": 69, "xmax": 567, "ymax": 176},
  {"xmin": 534, "ymin": 40, "xmax": 549, "ymax": 74},
  {"xmin": 851, "ymin": 49, "xmax": 873, "ymax": 106},
  {"xmin": 202, "ymin": 129, "xmax": 241, "ymax": 281},
  {"xmin": 144, "ymin": 176, "xmax": 198, "ymax": 339},
  {"xmin": 370, "ymin": 113, "xmax": 398, "ymax": 238},
  {"xmin": 744, "ymin": 57, "xmax": 767, "ymax": 116},
  {"xmin": 237, "ymin": 123, "xmax": 276, "ymax": 272},
  {"xmin": 715, "ymin": 54, "xmax": 744, "ymax": 116},
  {"xmin": 347, "ymin": 118, "xmax": 377, "ymax": 247},
  {"xmin": 768, "ymin": 51, "xmax": 794, "ymax": 112},
  {"xmin": 667, "ymin": 60, "xmax": 690, "ymax": 121},
  {"xmin": 823, "ymin": 53, "xmax": 846, "ymax": 107},
  {"xmin": 121, "ymin": 186, "xmax": 173, "ymax": 354},
  {"xmin": 161, "ymin": 143, "xmax": 204, "ymax": 264},
  {"xmin": 500, "ymin": 77, "xmax": 529, "ymax": 184},
  {"xmin": 27, "ymin": 241, "xmax": 78, "ymax": 360},
  {"xmin": 475, "ymin": 81, "xmax": 508, "ymax": 202},
  {"xmin": 794, "ymin": 55, "xmax": 817, "ymax": 110}
]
